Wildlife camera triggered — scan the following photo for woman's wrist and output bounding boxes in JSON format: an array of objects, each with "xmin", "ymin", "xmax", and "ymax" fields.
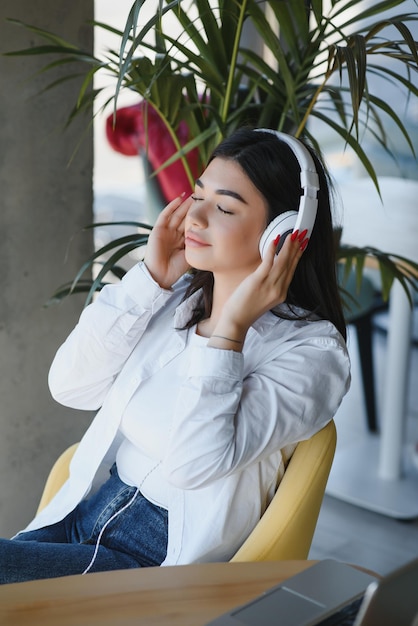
[
  {"xmin": 207, "ymin": 336, "xmax": 243, "ymax": 352},
  {"xmin": 142, "ymin": 261, "xmax": 173, "ymax": 291},
  {"xmin": 207, "ymin": 322, "xmax": 248, "ymax": 352},
  {"xmin": 211, "ymin": 334, "xmax": 243, "ymax": 344}
]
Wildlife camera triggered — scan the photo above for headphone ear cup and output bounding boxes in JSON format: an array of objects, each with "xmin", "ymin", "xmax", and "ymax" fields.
[{"xmin": 259, "ymin": 211, "xmax": 297, "ymax": 259}]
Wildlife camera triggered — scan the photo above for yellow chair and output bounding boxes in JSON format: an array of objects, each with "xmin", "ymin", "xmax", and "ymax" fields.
[
  {"xmin": 37, "ymin": 443, "xmax": 79, "ymax": 514},
  {"xmin": 37, "ymin": 421, "xmax": 336, "ymax": 561},
  {"xmin": 231, "ymin": 420, "xmax": 336, "ymax": 562}
]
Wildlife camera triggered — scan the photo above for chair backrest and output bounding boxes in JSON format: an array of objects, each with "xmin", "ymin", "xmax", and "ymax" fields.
[
  {"xmin": 37, "ymin": 421, "xmax": 336, "ymax": 562},
  {"xmin": 231, "ymin": 420, "xmax": 336, "ymax": 562}
]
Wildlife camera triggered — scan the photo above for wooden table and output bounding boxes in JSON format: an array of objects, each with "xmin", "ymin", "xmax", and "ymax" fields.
[{"xmin": 0, "ymin": 561, "xmax": 315, "ymax": 626}]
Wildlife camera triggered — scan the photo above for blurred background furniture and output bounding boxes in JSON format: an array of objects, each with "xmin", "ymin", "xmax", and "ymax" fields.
[
  {"xmin": 326, "ymin": 176, "xmax": 418, "ymax": 519},
  {"xmin": 340, "ymin": 267, "xmax": 386, "ymax": 433}
]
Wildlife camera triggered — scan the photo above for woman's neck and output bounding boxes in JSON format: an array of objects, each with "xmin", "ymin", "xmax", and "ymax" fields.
[{"xmin": 196, "ymin": 273, "xmax": 243, "ymax": 338}]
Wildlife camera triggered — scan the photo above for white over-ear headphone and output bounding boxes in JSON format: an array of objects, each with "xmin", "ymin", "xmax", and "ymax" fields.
[{"xmin": 257, "ymin": 129, "xmax": 320, "ymax": 259}]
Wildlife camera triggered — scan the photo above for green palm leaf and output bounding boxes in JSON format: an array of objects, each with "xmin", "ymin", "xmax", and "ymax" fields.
[{"xmin": 5, "ymin": 1, "xmax": 418, "ymax": 305}]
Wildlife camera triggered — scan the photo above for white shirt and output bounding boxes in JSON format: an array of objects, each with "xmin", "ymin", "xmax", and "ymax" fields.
[{"xmin": 22, "ymin": 262, "xmax": 351, "ymax": 565}]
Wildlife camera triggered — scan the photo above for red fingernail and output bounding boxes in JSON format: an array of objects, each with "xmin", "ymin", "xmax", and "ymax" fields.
[
  {"xmin": 273, "ymin": 234, "xmax": 281, "ymax": 246},
  {"xmin": 298, "ymin": 229, "xmax": 308, "ymax": 242},
  {"xmin": 290, "ymin": 230, "xmax": 299, "ymax": 242},
  {"xmin": 300, "ymin": 238, "xmax": 309, "ymax": 252}
]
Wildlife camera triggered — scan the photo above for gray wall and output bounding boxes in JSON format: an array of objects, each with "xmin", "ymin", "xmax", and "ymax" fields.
[{"xmin": 0, "ymin": 1, "xmax": 95, "ymax": 536}]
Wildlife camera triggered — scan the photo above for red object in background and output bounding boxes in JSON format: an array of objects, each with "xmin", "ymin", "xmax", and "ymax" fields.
[{"xmin": 106, "ymin": 102, "xmax": 200, "ymax": 201}]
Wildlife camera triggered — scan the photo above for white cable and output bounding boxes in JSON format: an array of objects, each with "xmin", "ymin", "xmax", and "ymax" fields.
[
  {"xmin": 82, "ymin": 487, "xmax": 140, "ymax": 575},
  {"xmin": 81, "ymin": 461, "xmax": 161, "ymax": 575}
]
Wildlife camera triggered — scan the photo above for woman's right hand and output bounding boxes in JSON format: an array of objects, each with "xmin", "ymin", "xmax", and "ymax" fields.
[{"xmin": 144, "ymin": 194, "xmax": 193, "ymax": 289}]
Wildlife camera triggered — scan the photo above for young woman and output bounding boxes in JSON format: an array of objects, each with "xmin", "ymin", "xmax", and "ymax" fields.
[{"xmin": 0, "ymin": 128, "xmax": 350, "ymax": 583}]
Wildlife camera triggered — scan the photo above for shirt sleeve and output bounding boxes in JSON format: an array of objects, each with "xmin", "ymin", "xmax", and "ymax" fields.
[
  {"xmin": 48, "ymin": 262, "xmax": 174, "ymax": 410},
  {"xmin": 161, "ymin": 325, "xmax": 350, "ymax": 489}
]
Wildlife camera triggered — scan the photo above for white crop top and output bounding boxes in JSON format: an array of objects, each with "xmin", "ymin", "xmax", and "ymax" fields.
[{"xmin": 116, "ymin": 327, "xmax": 208, "ymax": 507}]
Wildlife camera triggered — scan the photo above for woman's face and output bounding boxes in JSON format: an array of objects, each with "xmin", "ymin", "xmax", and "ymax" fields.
[{"xmin": 185, "ymin": 157, "xmax": 268, "ymax": 282}]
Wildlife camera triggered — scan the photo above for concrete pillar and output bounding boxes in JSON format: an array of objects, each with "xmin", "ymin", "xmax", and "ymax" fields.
[{"xmin": 0, "ymin": 1, "xmax": 95, "ymax": 536}]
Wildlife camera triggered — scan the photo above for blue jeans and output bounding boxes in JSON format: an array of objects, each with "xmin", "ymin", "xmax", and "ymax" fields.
[{"xmin": 0, "ymin": 465, "xmax": 168, "ymax": 584}]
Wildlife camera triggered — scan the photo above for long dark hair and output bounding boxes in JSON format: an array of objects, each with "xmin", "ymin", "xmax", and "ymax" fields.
[{"xmin": 182, "ymin": 127, "xmax": 346, "ymax": 340}]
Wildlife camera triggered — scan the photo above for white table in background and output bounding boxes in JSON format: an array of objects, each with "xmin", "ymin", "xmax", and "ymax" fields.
[{"xmin": 326, "ymin": 176, "xmax": 418, "ymax": 519}]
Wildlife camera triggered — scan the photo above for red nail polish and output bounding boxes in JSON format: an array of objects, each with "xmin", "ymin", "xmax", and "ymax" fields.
[
  {"xmin": 273, "ymin": 234, "xmax": 281, "ymax": 246},
  {"xmin": 300, "ymin": 238, "xmax": 309, "ymax": 252},
  {"xmin": 298, "ymin": 229, "xmax": 308, "ymax": 242},
  {"xmin": 290, "ymin": 230, "xmax": 299, "ymax": 242}
]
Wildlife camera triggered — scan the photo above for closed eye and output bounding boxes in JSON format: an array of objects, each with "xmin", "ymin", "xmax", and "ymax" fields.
[
  {"xmin": 191, "ymin": 195, "xmax": 233, "ymax": 215},
  {"xmin": 217, "ymin": 205, "xmax": 234, "ymax": 215}
]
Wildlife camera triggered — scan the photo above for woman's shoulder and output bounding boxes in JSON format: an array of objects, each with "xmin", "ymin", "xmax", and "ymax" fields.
[
  {"xmin": 259, "ymin": 305, "xmax": 346, "ymax": 344},
  {"xmin": 248, "ymin": 311, "xmax": 350, "ymax": 381}
]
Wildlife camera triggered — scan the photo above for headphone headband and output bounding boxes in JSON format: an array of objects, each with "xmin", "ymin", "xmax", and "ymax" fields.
[
  {"xmin": 256, "ymin": 129, "xmax": 320, "ymax": 258},
  {"xmin": 256, "ymin": 128, "xmax": 319, "ymax": 206}
]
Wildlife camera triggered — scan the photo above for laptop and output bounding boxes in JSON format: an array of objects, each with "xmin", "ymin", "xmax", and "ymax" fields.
[{"xmin": 206, "ymin": 557, "xmax": 418, "ymax": 626}]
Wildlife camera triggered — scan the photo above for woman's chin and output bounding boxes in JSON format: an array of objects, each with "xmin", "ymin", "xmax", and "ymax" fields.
[{"xmin": 185, "ymin": 250, "xmax": 209, "ymax": 271}]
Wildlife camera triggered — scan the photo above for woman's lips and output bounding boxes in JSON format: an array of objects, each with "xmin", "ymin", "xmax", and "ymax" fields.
[{"xmin": 185, "ymin": 232, "xmax": 210, "ymax": 247}]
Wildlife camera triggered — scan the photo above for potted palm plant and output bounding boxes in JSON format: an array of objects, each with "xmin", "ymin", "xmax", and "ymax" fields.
[{"xmin": 6, "ymin": 0, "xmax": 418, "ymax": 305}]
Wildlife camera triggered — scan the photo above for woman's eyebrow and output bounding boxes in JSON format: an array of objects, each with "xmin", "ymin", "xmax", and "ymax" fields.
[{"xmin": 195, "ymin": 178, "xmax": 248, "ymax": 204}]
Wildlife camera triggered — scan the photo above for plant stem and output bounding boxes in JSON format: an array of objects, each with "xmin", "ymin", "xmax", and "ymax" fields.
[
  {"xmin": 150, "ymin": 104, "xmax": 195, "ymax": 188},
  {"xmin": 295, "ymin": 69, "xmax": 331, "ymax": 138},
  {"xmin": 217, "ymin": 0, "xmax": 248, "ymax": 144}
]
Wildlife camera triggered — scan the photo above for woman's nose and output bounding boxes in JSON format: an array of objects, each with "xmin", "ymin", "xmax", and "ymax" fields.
[{"xmin": 187, "ymin": 201, "xmax": 207, "ymax": 227}]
